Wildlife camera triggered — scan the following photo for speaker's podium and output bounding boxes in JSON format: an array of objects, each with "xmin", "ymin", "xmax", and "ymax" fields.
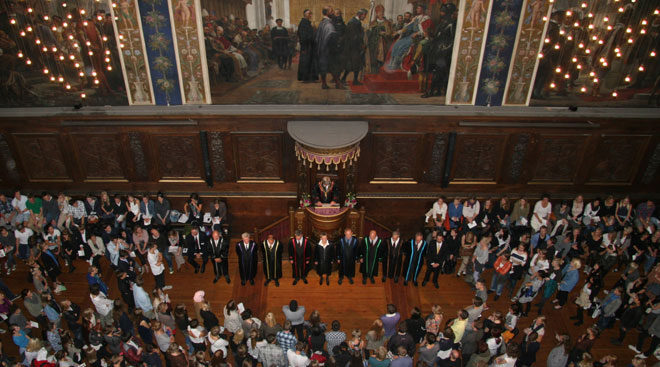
[{"xmin": 292, "ymin": 204, "xmax": 364, "ymax": 240}]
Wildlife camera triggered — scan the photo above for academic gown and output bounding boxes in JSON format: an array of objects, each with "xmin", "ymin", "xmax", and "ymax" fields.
[
  {"xmin": 208, "ymin": 236, "xmax": 230, "ymax": 277},
  {"xmin": 235, "ymin": 240, "xmax": 258, "ymax": 281},
  {"xmin": 297, "ymin": 17, "xmax": 317, "ymax": 81},
  {"xmin": 315, "ymin": 241, "xmax": 334, "ymax": 275},
  {"xmin": 312, "ymin": 181, "xmax": 341, "ymax": 204},
  {"xmin": 337, "ymin": 236, "xmax": 359, "ymax": 278},
  {"xmin": 360, "ymin": 237, "xmax": 384, "ymax": 277},
  {"xmin": 288, "ymin": 237, "xmax": 312, "ymax": 279},
  {"xmin": 262, "ymin": 240, "xmax": 283, "ymax": 280},
  {"xmin": 403, "ymin": 239, "xmax": 427, "ymax": 282},
  {"xmin": 384, "ymin": 238, "xmax": 404, "ymax": 278}
]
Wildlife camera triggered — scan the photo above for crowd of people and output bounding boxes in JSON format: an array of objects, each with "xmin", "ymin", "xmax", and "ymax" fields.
[{"xmin": 0, "ymin": 189, "xmax": 658, "ymax": 367}]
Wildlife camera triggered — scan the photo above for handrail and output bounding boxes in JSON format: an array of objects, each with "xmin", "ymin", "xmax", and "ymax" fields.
[
  {"xmin": 363, "ymin": 215, "xmax": 394, "ymax": 233},
  {"xmin": 253, "ymin": 215, "xmax": 290, "ymax": 242}
]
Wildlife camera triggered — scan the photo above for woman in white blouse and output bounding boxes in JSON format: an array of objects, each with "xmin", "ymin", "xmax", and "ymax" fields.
[{"xmin": 531, "ymin": 194, "xmax": 552, "ymax": 232}]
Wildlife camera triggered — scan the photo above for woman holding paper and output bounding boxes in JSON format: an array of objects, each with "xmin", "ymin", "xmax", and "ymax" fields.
[{"xmin": 531, "ymin": 194, "xmax": 552, "ymax": 233}]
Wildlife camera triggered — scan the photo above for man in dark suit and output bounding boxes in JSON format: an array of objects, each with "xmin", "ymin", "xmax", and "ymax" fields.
[
  {"xmin": 342, "ymin": 8, "xmax": 367, "ymax": 86},
  {"xmin": 236, "ymin": 232, "xmax": 258, "ymax": 285},
  {"xmin": 383, "ymin": 231, "xmax": 404, "ymax": 283},
  {"xmin": 423, "ymin": 233, "xmax": 449, "ymax": 288},
  {"xmin": 208, "ymin": 230, "xmax": 230, "ymax": 284},
  {"xmin": 185, "ymin": 227, "xmax": 209, "ymax": 273},
  {"xmin": 40, "ymin": 242, "xmax": 62, "ymax": 284},
  {"xmin": 288, "ymin": 230, "xmax": 312, "ymax": 285},
  {"xmin": 117, "ymin": 250, "xmax": 137, "ymax": 281},
  {"xmin": 337, "ymin": 228, "xmax": 359, "ymax": 284}
]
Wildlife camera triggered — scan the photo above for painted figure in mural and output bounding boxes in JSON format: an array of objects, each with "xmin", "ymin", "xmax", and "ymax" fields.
[
  {"xmin": 316, "ymin": 6, "xmax": 344, "ymax": 89},
  {"xmin": 466, "ymin": 0, "xmax": 486, "ymax": 29},
  {"xmin": 341, "ymin": 8, "xmax": 368, "ymax": 86},
  {"xmin": 297, "ymin": 9, "xmax": 317, "ymax": 82},
  {"xmin": 386, "ymin": 5, "xmax": 431, "ymax": 72},
  {"xmin": 271, "ymin": 18, "xmax": 289, "ymax": 69},
  {"xmin": 175, "ymin": 0, "xmax": 193, "ymax": 28},
  {"xmin": 117, "ymin": 0, "xmax": 136, "ymax": 30},
  {"xmin": 203, "ymin": 24, "xmax": 237, "ymax": 83},
  {"xmin": 367, "ymin": 5, "xmax": 392, "ymax": 73},
  {"xmin": 312, "ymin": 176, "xmax": 341, "ymax": 206},
  {"xmin": 423, "ymin": 2, "xmax": 457, "ymax": 98},
  {"xmin": 528, "ymin": 0, "xmax": 545, "ymax": 29},
  {"xmin": 392, "ymin": 14, "xmax": 405, "ymax": 33}
]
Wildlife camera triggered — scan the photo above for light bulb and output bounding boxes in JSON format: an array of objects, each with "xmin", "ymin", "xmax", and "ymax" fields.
[
  {"xmin": 574, "ymin": 22, "xmax": 580, "ymax": 27},
  {"xmin": 74, "ymin": 62, "xmax": 80, "ymax": 68},
  {"xmin": 572, "ymin": 57, "xmax": 578, "ymax": 63},
  {"xmin": 544, "ymin": 38, "xmax": 550, "ymax": 43},
  {"xmin": 581, "ymin": 2, "xmax": 587, "ymax": 8},
  {"xmin": 589, "ymin": 71, "xmax": 596, "ymax": 77},
  {"xmin": 602, "ymin": 61, "xmax": 608, "ymax": 67},
  {"xmin": 26, "ymin": 59, "xmax": 32, "ymax": 65},
  {"xmin": 17, "ymin": 52, "xmax": 23, "ymax": 58},
  {"xmin": 628, "ymin": 38, "xmax": 634, "ymax": 43},
  {"xmin": 588, "ymin": 13, "xmax": 593, "ymax": 18},
  {"xmin": 112, "ymin": 2, "xmax": 117, "ymax": 7},
  {"xmin": 612, "ymin": 91, "xmax": 618, "ymax": 97},
  {"xmin": 585, "ymin": 49, "xmax": 591, "ymax": 54},
  {"xmin": 588, "ymin": 24, "xmax": 594, "ymax": 30},
  {"xmin": 67, "ymin": 14, "xmax": 72, "ymax": 19},
  {"xmin": 19, "ymin": 31, "xmax": 25, "ymax": 36},
  {"xmin": 639, "ymin": 65, "xmax": 645, "ymax": 72},
  {"xmin": 598, "ymin": 39, "xmax": 604, "ymax": 45},
  {"xmin": 554, "ymin": 44, "xmax": 560, "ymax": 49},
  {"xmin": 566, "ymin": 10, "xmax": 572, "ymax": 16},
  {"xmin": 44, "ymin": 15, "xmax": 49, "ymax": 21},
  {"xmin": 578, "ymin": 43, "xmax": 584, "ymax": 48},
  {"xmin": 94, "ymin": 79, "xmax": 99, "ymax": 85},
  {"xmin": 626, "ymin": 28, "xmax": 632, "ymax": 33},
  {"xmin": 593, "ymin": 78, "xmax": 599, "ymax": 83},
  {"xmin": 62, "ymin": 2, "xmax": 67, "ymax": 6},
  {"xmin": 105, "ymin": 50, "xmax": 111, "ymax": 55},
  {"xmin": 69, "ymin": 54, "xmax": 75, "ymax": 60},
  {"xmin": 27, "ymin": 7, "xmax": 33, "ymax": 13},
  {"xmin": 27, "ymin": 26, "xmax": 32, "ymax": 32},
  {"xmin": 615, "ymin": 48, "xmax": 620, "ymax": 53},
  {"xmin": 92, "ymin": 71, "xmax": 97, "ymax": 76},
  {"xmin": 102, "ymin": 36, "xmax": 107, "ymax": 41},
  {"xmin": 603, "ymin": 16, "xmax": 609, "ymax": 22},
  {"xmin": 88, "ymin": 51, "xmax": 93, "ymax": 56},
  {"xmin": 83, "ymin": 21, "xmax": 88, "ymax": 26},
  {"xmin": 564, "ymin": 73, "xmax": 570, "ymax": 79},
  {"xmin": 107, "ymin": 65, "xmax": 112, "ymax": 71},
  {"xmin": 625, "ymin": 76, "xmax": 631, "ymax": 82},
  {"xmin": 9, "ymin": 19, "xmax": 15, "ymax": 24},
  {"xmin": 81, "ymin": 93, "xmax": 86, "ymax": 98},
  {"xmin": 550, "ymin": 82, "xmax": 556, "ymax": 88},
  {"xmin": 35, "ymin": 39, "xmax": 40, "ymax": 44},
  {"xmin": 555, "ymin": 67, "xmax": 562, "ymax": 73},
  {"xmin": 52, "ymin": 47, "xmax": 57, "ymax": 52},
  {"xmin": 618, "ymin": 7, "xmax": 624, "ymax": 12},
  {"xmin": 651, "ymin": 51, "xmax": 656, "ymax": 57},
  {"xmin": 42, "ymin": 47, "xmax": 47, "ymax": 52},
  {"xmin": 567, "ymin": 35, "xmax": 573, "ymax": 41},
  {"xmin": 86, "ymin": 41, "xmax": 91, "ymax": 46},
  {"xmin": 577, "ymin": 64, "xmax": 582, "ymax": 70},
  {"xmin": 538, "ymin": 53, "xmax": 544, "ymax": 59},
  {"xmin": 642, "ymin": 20, "xmax": 648, "ymax": 25},
  {"xmin": 59, "ymin": 55, "xmax": 64, "ymax": 60},
  {"xmin": 616, "ymin": 53, "xmax": 622, "ymax": 57},
  {"xmin": 51, "ymin": 26, "xmax": 57, "ymax": 31},
  {"xmin": 580, "ymin": 87, "xmax": 587, "ymax": 93},
  {"xmin": 104, "ymin": 57, "xmax": 110, "ymax": 62},
  {"xmin": 63, "ymin": 22, "xmax": 68, "ymax": 27},
  {"xmin": 65, "ymin": 84, "xmax": 71, "ymax": 89},
  {"xmin": 80, "ymin": 9, "xmax": 85, "ymax": 14},
  {"xmin": 640, "ymin": 29, "xmax": 646, "ymax": 34},
  {"xmin": 79, "ymin": 71, "xmax": 84, "ymax": 77},
  {"xmin": 50, "ymin": 76, "xmax": 55, "ymax": 81},
  {"xmin": 43, "ymin": 68, "xmax": 49, "ymax": 74},
  {"xmin": 58, "ymin": 76, "xmax": 64, "ymax": 82}
]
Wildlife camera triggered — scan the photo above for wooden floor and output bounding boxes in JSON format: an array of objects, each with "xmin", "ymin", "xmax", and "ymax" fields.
[{"xmin": 0, "ymin": 247, "xmax": 643, "ymax": 365}]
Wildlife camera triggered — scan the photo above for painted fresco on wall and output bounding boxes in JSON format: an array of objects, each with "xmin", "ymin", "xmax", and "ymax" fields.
[
  {"xmin": 203, "ymin": 0, "xmax": 458, "ymax": 105},
  {"xmin": 527, "ymin": 0, "xmax": 660, "ymax": 107},
  {"xmin": 0, "ymin": 0, "xmax": 128, "ymax": 106}
]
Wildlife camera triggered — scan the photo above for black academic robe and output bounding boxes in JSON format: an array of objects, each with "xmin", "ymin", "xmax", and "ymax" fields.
[
  {"xmin": 314, "ymin": 241, "xmax": 334, "ymax": 275},
  {"xmin": 360, "ymin": 237, "xmax": 384, "ymax": 277},
  {"xmin": 271, "ymin": 26, "xmax": 289, "ymax": 57},
  {"xmin": 403, "ymin": 239, "xmax": 427, "ymax": 282},
  {"xmin": 288, "ymin": 237, "xmax": 312, "ymax": 278},
  {"xmin": 383, "ymin": 237, "xmax": 404, "ymax": 278},
  {"xmin": 297, "ymin": 17, "xmax": 317, "ymax": 81},
  {"xmin": 236, "ymin": 240, "xmax": 258, "ymax": 281},
  {"xmin": 262, "ymin": 239, "xmax": 283, "ymax": 280},
  {"xmin": 312, "ymin": 181, "xmax": 341, "ymax": 204},
  {"xmin": 337, "ymin": 236, "xmax": 359, "ymax": 278},
  {"xmin": 344, "ymin": 16, "xmax": 365, "ymax": 72},
  {"xmin": 208, "ymin": 236, "xmax": 229, "ymax": 277}
]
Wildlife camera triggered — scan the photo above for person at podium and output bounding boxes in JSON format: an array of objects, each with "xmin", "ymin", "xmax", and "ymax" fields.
[{"xmin": 312, "ymin": 176, "xmax": 341, "ymax": 206}]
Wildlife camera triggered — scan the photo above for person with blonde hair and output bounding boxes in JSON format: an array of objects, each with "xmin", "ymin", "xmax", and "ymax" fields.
[
  {"xmin": 261, "ymin": 312, "xmax": 283, "ymax": 338},
  {"xmin": 349, "ymin": 329, "xmax": 366, "ymax": 353},
  {"xmin": 367, "ymin": 346, "xmax": 391, "ymax": 367},
  {"xmin": 425, "ymin": 305, "xmax": 443, "ymax": 336},
  {"xmin": 365, "ymin": 319, "xmax": 386, "ymax": 354},
  {"xmin": 553, "ymin": 258, "xmax": 581, "ymax": 310}
]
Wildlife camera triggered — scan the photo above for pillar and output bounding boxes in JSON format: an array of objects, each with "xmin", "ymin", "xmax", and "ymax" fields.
[{"xmin": 246, "ymin": 0, "xmax": 267, "ymax": 30}]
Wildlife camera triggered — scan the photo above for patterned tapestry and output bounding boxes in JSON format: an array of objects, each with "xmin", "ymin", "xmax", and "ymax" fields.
[
  {"xmin": 474, "ymin": 0, "xmax": 523, "ymax": 106},
  {"xmin": 170, "ymin": 0, "xmax": 211, "ymax": 104},
  {"xmin": 110, "ymin": 0, "xmax": 155, "ymax": 105},
  {"xmin": 138, "ymin": 0, "xmax": 183, "ymax": 105},
  {"xmin": 446, "ymin": 0, "xmax": 493, "ymax": 105},
  {"xmin": 503, "ymin": 0, "xmax": 552, "ymax": 105}
]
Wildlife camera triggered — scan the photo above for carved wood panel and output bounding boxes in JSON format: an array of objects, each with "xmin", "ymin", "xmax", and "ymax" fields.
[
  {"xmin": 370, "ymin": 133, "xmax": 424, "ymax": 183},
  {"xmin": 587, "ymin": 135, "xmax": 650, "ymax": 184},
  {"xmin": 425, "ymin": 133, "xmax": 447, "ymax": 185},
  {"xmin": 642, "ymin": 141, "xmax": 660, "ymax": 185},
  {"xmin": 231, "ymin": 133, "xmax": 283, "ymax": 181},
  {"xmin": 208, "ymin": 132, "xmax": 227, "ymax": 182},
  {"xmin": 530, "ymin": 134, "xmax": 589, "ymax": 183},
  {"xmin": 71, "ymin": 133, "xmax": 128, "ymax": 182},
  {"xmin": 151, "ymin": 134, "xmax": 204, "ymax": 181},
  {"xmin": 450, "ymin": 134, "xmax": 506, "ymax": 183},
  {"xmin": 12, "ymin": 133, "xmax": 71, "ymax": 182}
]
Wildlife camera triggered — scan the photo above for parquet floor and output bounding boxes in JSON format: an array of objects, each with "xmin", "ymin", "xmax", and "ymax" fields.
[{"xmin": 0, "ymin": 244, "xmax": 643, "ymax": 365}]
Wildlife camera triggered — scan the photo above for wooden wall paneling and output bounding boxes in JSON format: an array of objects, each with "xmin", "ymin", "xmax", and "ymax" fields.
[
  {"xmin": 528, "ymin": 134, "xmax": 590, "ymax": 185},
  {"xmin": 207, "ymin": 131, "xmax": 228, "ymax": 183},
  {"xmin": 69, "ymin": 132, "xmax": 129, "ymax": 183},
  {"xmin": 585, "ymin": 134, "xmax": 651, "ymax": 185},
  {"xmin": 639, "ymin": 137, "xmax": 660, "ymax": 187},
  {"xmin": 449, "ymin": 133, "xmax": 507, "ymax": 184},
  {"xmin": 424, "ymin": 133, "xmax": 448, "ymax": 186},
  {"xmin": 128, "ymin": 132, "xmax": 150, "ymax": 182},
  {"xmin": 369, "ymin": 133, "xmax": 425, "ymax": 184},
  {"xmin": 149, "ymin": 133, "xmax": 205, "ymax": 182},
  {"xmin": 11, "ymin": 133, "xmax": 73, "ymax": 183},
  {"xmin": 0, "ymin": 133, "xmax": 20, "ymax": 185},
  {"xmin": 503, "ymin": 133, "xmax": 531, "ymax": 184},
  {"xmin": 231, "ymin": 132, "xmax": 284, "ymax": 182}
]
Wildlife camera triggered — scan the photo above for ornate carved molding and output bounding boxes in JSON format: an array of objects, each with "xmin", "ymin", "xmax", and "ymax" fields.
[
  {"xmin": 508, "ymin": 133, "xmax": 530, "ymax": 183},
  {"xmin": 129, "ymin": 133, "xmax": 148, "ymax": 181},
  {"xmin": 209, "ymin": 132, "xmax": 227, "ymax": 182},
  {"xmin": 426, "ymin": 133, "xmax": 447, "ymax": 185},
  {"xmin": 0, "ymin": 134, "xmax": 19, "ymax": 183},
  {"xmin": 642, "ymin": 142, "xmax": 660, "ymax": 185},
  {"xmin": 13, "ymin": 134, "xmax": 71, "ymax": 182}
]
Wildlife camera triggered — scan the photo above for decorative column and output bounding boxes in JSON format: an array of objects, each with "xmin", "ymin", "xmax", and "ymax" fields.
[
  {"xmin": 502, "ymin": 0, "xmax": 553, "ymax": 105},
  {"xmin": 446, "ymin": 0, "xmax": 495, "ymax": 105}
]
